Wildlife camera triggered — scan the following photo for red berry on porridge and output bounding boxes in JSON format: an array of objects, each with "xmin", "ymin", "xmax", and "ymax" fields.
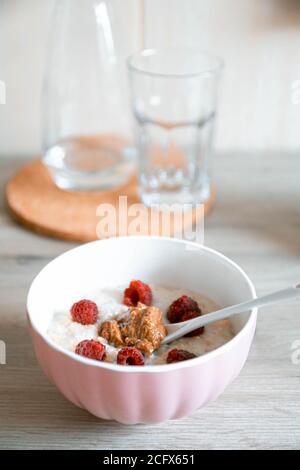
[
  {"xmin": 75, "ymin": 339, "xmax": 106, "ymax": 361},
  {"xmin": 167, "ymin": 295, "xmax": 201, "ymax": 324},
  {"xmin": 71, "ymin": 299, "xmax": 98, "ymax": 325},
  {"xmin": 123, "ymin": 280, "xmax": 152, "ymax": 307},
  {"xmin": 166, "ymin": 349, "xmax": 197, "ymax": 363},
  {"xmin": 117, "ymin": 347, "xmax": 145, "ymax": 366}
]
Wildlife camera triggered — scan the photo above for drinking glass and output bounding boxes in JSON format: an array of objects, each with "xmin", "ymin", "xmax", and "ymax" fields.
[{"xmin": 127, "ymin": 48, "xmax": 223, "ymax": 206}]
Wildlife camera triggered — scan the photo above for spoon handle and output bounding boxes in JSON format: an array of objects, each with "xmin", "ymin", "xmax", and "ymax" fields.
[{"xmin": 162, "ymin": 285, "xmax": 300, "ymax": 344}]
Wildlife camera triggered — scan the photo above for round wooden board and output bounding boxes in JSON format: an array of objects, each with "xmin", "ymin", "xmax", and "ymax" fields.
[{"xmin": 6, "ymin": 160, "xmax": 216, "ymax": 243}]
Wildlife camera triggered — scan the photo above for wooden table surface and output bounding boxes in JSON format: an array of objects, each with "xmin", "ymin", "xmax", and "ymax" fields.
[{"xmin": 1, "ymin": 153, "xmax": 300, "ymax": 450}]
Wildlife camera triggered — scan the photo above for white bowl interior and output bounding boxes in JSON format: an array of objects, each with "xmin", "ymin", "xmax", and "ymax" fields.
[{"xmin": 27, "ymin": 238, "xmax": 256, "ymax": 340}]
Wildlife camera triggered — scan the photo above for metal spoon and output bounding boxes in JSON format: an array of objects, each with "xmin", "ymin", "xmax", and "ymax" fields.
[{"xmin": 162, "ymin": 284, "xmax": 300, "ymax": 344}]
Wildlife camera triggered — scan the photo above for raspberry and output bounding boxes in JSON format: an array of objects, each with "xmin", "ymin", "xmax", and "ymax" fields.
[
  {"xmin": 166, "ymin": 349, "xmax": 197, "ymax": 363},
  {"xmin": 123, "ymin": 280, "xmax": 152, "ymax": 307},
  {"xmin": 75, "ymin": 339, "xmax": 106, "ymax": 361},
  {"xmin": 117, "ymin": 347, "xmax": 145, "ymax": 366},
  {"xmin": 71, "ymin": 299, "xmax": 98, "ymax": 325},
  {"xmin": 167, "ymin": 295, "xmax": 201, "ymax": 323},
  {"xmin": 181, "ymin": 310, "xmax": 205, "ymax": 337}
]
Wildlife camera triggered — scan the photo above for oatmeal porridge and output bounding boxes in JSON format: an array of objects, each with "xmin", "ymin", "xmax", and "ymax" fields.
[{"xmin": 47, "ymin": 281, "xmax": 234, "ymax": 365}]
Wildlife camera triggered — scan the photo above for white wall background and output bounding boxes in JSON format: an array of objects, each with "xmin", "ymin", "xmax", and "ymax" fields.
[{"xmin": 1, "ymin": 0, "xmax": 300, "ymax": 156}]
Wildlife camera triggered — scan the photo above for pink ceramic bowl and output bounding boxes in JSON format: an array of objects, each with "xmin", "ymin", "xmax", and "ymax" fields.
[{"xmin": 27, "ymin": 236, "xmax": 257, "ymax": 424}]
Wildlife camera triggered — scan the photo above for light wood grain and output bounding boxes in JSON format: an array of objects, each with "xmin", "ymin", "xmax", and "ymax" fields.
[{"xmin": 1, "ymin": 153, "xmax": 300, "ymax": 450}]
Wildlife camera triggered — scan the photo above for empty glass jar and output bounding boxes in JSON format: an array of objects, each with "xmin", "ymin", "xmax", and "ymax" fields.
[{"xmin": 42, "ymin": 0, "xmax": 143, "ymax": 190}]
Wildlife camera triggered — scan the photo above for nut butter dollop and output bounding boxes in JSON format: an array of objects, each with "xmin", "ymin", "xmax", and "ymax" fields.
[
  {"xmin": 99, "ymin": 302, "xmax": 167, "ymax": 356},
  {"xmin": 99, "ymin": 319, "xmax": 124, "ymax": 347}
]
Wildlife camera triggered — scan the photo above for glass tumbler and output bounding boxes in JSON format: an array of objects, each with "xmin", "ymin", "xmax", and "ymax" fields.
[{"xmin": 127, "ymin": 48, "xmax": 223, "ymax": 207}]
